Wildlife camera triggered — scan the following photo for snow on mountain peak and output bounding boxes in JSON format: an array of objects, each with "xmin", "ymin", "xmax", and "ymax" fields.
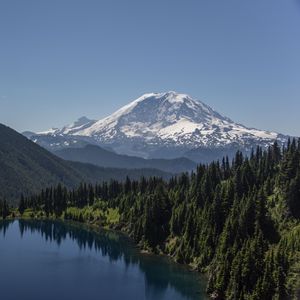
[
  {"xmin": 68, "ymin": 92, "xmax": 279, "ymax": 148},
  {"xmin": 31, "ymin": 92, "xmax": 286, "ymax": 157},
  {"xmin": 37, "ymin": 127, "xmax": 60, "ymax": 135},
  {"xmin": 62, "ymin": 117, "xmax": 96, "ymax": 135},
  {"xmin": 74, "ymin": 92, "xmax": 212, "ymax": 137}
]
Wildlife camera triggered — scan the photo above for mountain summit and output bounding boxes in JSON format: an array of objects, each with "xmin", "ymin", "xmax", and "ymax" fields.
[
  {"xmin": 37, "ymin": 116, "xmax": 96, "ymax": 136},
  {"xmin": 73, "ymin": 91, "xmax": 278, "ymax": 146},
  {"xmin": 26, "ymin": 92, "xmax": 288, "ymax": 161}
]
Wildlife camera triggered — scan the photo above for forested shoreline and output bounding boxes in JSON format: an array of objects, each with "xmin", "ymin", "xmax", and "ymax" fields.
[{"xmin": 1, "ymin": 140, "xmax": 300, "ymax": 299}]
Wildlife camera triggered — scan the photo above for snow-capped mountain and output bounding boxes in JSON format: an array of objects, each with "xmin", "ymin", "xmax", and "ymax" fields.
[
  {"xmin": 26, "ymin": 117, "xmax": 99, "ymax": 151},
  {"xmin": 37, "ymin": 116, "xmax": 96, "ymax": 136},
  {"xmin": 26, "ymin": 92, "xmax": 288, "ymax": 161}
]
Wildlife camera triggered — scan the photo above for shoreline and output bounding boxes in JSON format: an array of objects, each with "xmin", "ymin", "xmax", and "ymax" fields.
[{"xmin": 3, "ymin": 215, "xmax": 210, "ymax": 298}]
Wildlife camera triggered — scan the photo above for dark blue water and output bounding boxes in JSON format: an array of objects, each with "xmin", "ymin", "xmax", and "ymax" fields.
[{"xmin": 0, "ymin": 220, "xmax": 207, "ymax": 300}]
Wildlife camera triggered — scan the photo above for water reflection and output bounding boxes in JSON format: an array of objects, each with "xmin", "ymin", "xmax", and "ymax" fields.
[{"xmin": 0, "ymin": 220, "xmax": 206, "ymax": 300}]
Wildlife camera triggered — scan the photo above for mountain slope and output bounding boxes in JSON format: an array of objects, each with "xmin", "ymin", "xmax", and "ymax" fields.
[
  {"xmin": 54, "ymin": 144, "xmax": 196, "ymax": 173},
  {"xmin": 26, "ymin": 92, "xmax": 288, "ymax": 160},
  {"xmin": 0, "ymin": 124, "xmax": 170, "ymax": 203}
]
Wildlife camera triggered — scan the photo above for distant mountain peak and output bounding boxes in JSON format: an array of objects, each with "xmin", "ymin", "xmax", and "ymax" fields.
[
  {"xmin": 73, "ymin": 116, "xmax": 95, "ymax": 126},
  {"xmin": 134, "ymin": 91, "xmax": 196, "ymax": 105},
  {"xmin": 60, "ymin": 116, "xmax": 95, "ymax": 134},
  {"xmin": 27, "ymin": 92, "xmax": 288, "ymax": 159},
  {"xmin": 74, "ymin": 91, "xmax": 253, "ymax": 143},
  {"xmin": 37, "ymin": 127, "xmax": 60, "ymax": 135}
]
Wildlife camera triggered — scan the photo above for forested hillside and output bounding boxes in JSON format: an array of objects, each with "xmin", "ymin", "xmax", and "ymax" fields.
[
  {"xmin": 0, "ymin": 124, "xmax": 170, "ymax": 203},
  {"xmin": 12, "ymin": 140, "xmax": 300, "ymax": 299}
]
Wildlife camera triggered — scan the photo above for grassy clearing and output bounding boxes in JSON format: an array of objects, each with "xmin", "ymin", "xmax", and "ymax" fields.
[
  {"xmin": 5, "ymin": 200, "xmax": 120, "ymax": 230},
  {"xmin": 63, "ymin": 200, "xmax": 120, "ymax": 228}
]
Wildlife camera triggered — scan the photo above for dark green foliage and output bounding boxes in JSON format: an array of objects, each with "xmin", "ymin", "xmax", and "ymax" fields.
[
  {"xmin": 18, "ymin": 194, "xmax": 25, "ymax": 215},
  {"xmin": 0, "ymin": 199, "xmax": 10, "ymax": 219},
  {"xmin": 19, "ymin": 139, "xmax": 300, "ymax": 299},
  {"xmin": 0, "ymin": 123, "xmax": 84, "ymax": 204},
  {"xmin": 0, "ymin": 123, "xmax": 171, "ymax": 204}
]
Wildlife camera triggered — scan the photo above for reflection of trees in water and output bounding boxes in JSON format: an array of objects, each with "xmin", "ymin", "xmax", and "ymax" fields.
[
  {"xmin": 0, "ymin": 220, "xmax": 205, "ymax": 300},
  {"xmin": 0, "ymin": 220, "xmax": 11, "ymax": 237}
]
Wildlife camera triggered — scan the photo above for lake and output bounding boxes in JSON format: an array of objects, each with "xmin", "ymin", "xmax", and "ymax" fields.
[{"xmin": 0, "ymin": 220, "xmax": 207, "ymax": 300}]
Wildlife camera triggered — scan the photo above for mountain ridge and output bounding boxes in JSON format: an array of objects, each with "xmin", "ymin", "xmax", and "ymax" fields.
[
  {"xmin": 0, "ymin": 123, "xmax": 171, "ymax": 203},
  {"xmin": 25, "ymin": 92, "xmax": 289, "ymax": 161},
  {"xmin": 54, "ymin": 144, "xmax": 196, "ymax": 173}
]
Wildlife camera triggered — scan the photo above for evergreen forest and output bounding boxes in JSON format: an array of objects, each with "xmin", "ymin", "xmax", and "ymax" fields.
[{"xmin": 4, "ymin": 140, "xmax": 300, "ymax": 299}]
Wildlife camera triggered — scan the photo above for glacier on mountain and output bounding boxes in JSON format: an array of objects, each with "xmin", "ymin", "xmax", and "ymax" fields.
[{"xmin": 25, "ymin": 92, "xmax": 287, "ymax": 160}]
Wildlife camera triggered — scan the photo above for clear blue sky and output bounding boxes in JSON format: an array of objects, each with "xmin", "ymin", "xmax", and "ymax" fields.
[{"xmin": 0, "ymin": 0, "xmax": 299, "ymax": 135}]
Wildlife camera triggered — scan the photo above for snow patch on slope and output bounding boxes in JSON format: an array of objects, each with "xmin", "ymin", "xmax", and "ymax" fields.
[{"xmin": 30, "ymin": 91, "xmax": 285, "ymax": 154}]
